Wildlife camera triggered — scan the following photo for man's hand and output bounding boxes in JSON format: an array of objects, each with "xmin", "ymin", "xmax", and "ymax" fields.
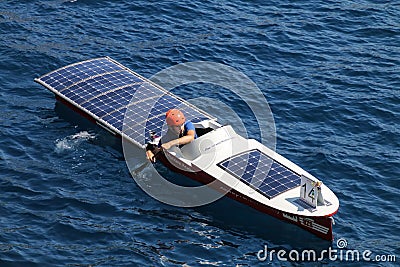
[
  {"xmin": 146, "ymin": 150, "xmax": 156, "ymax": 163},
  {"xmin": 161, "ymin": 141, "xmax": 173, "ymax": 150}
]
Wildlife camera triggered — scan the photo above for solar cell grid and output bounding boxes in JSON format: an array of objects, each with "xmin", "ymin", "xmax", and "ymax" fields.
[
  {"xmin": 102, "ymin": 111, "xmax": 125, "ymax": 131},
  {"xmin": 64, "ymin": 88, "xmax": 96, "ymax": 102},
  {"xmin": 40, "ymin": 58, "xmax": 124, "ymax": 92},
  {"xmin": 218, "ymin": 149, "xmax": 301, "ymax": 199},
  {"xmin": 79, "ymin": 83, "xmax": 141, "ymax": 107},
  {"xmin": 63, "ymin": 92, "xmax": 86, "ymax": 104},
  {"xmin": 147, "ymin": 95, "xmax": 183, "ymax": 119},
  {"xmin": 36, "ymin": 57, "xmax": 215, "ymax": 146}
]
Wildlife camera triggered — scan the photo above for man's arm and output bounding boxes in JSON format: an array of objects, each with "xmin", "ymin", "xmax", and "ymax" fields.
[{"xmin": 161, "ymin": 130, "xmax": 195, "ymax": 150}]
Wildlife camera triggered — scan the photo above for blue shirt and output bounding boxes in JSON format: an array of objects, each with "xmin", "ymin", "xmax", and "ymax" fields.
[{"xmin": 180, "ymin": 121, "xmax": 198, "ymax": 139}]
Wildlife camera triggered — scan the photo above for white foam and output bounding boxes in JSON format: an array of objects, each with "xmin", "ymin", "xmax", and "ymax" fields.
[{"xmin": 55, "ymin": 131, "xmax": 95, "ymax": 153}]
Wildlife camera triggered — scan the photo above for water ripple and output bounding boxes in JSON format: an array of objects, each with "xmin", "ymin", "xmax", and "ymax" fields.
[{"xmin": 0, "ymin": 0, "xmax": 399, "ymax": 266}]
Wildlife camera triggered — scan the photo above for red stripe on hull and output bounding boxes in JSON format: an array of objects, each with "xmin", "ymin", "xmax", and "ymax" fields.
[{"xmin": 55, "ymin": 95, "xmax": 97, "ymax": 123}]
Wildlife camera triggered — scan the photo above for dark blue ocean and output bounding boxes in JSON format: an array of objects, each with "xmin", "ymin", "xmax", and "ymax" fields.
[{"xmin": 1, "ymin": 0, "xmax": 399, "ymax": 266}]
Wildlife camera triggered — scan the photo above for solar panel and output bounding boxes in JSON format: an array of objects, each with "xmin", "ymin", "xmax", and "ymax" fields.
[
  {"xmin": 39, "ymin": 58, "xmax": 125, "ymax": 92},
  {"xmin": 35, "ymin": 57, "xmax": 215, "ymax": 146},
  {"xmin": 218, "ymin": 149, "xmax": 301, "ymax": 199}
]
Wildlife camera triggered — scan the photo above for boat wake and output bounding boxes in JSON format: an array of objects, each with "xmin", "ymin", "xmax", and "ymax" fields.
[{"xmin": 54, "ymin": 131, "xmax": 95, "ymax": 153}]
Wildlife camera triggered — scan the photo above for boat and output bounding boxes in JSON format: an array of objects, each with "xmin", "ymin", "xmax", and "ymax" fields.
[{"xmin": 35, "ymin": 57, "xmax": 339, "ymax": 241}]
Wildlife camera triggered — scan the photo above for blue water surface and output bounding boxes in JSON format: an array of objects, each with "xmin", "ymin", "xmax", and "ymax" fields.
[{"xmin": 0, "ymin": 0, "xmax": 399, "ymax": 266}]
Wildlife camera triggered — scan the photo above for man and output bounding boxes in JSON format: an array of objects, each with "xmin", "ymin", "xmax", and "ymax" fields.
[{"xmin": 146, "ymin": 109, "xmax": 197, "ymax": 162}]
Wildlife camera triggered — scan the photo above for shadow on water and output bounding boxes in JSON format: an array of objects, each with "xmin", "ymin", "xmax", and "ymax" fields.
[
  {"xmin": 54, "ymin": 100, "xmax": 333, "ymax": 254},
  {"xmin": 54, "ymin": 101, "xmax": 123, "ymax": 153},
  {"xmin": 147, "ymin": 164, "xmax": 334, "ymax": 254}
]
